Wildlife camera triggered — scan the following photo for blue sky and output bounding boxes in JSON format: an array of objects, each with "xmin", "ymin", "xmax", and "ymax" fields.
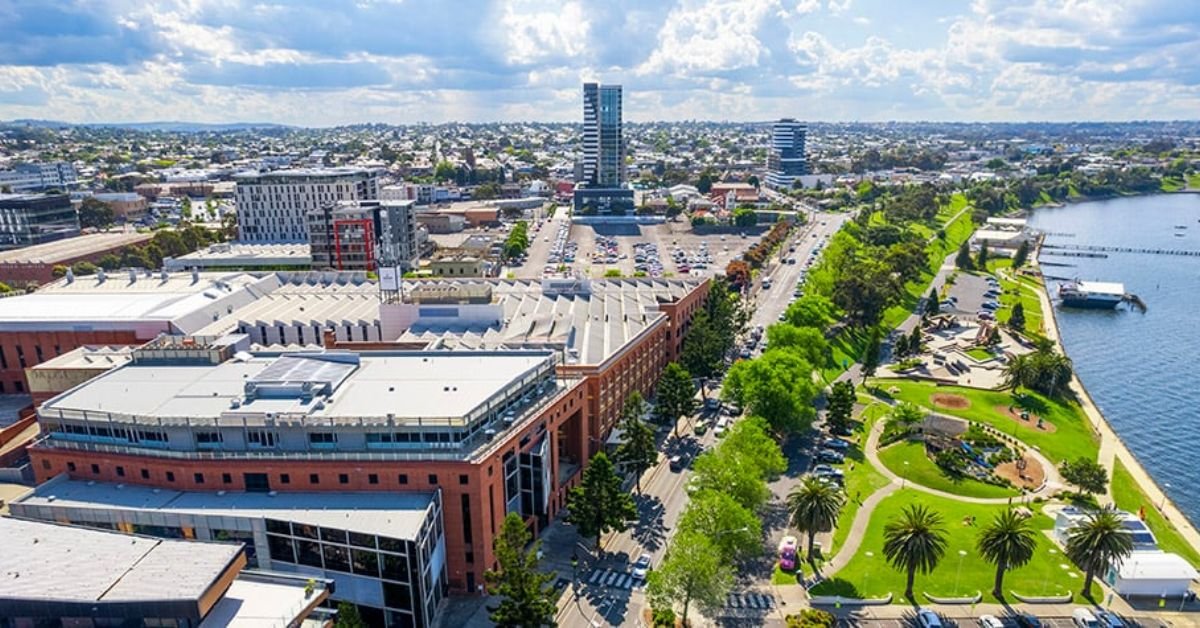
[{"xmin": 0, "ymin": 0, "xmax": 1197, "ymax": 125}]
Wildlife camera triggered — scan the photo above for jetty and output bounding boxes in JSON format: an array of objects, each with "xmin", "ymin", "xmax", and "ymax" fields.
[{"xmin": 1042, "ymin": 243, "xmax": 1200, "ymax": 257}]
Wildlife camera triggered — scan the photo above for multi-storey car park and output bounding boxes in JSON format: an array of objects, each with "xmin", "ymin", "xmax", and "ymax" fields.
[{"xmin": 9, "ymin": 273, "xmax": 709, "ymax": 626}]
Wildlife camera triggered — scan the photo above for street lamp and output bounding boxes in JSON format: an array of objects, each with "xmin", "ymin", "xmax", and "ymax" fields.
[
  {"xmin": 1160, "ymin": 483, "xmax": 1171, "ymax": 510},
  {"xmin": 901, "ymin": 461, "xmax": 910, "ymax": 489},
  {"xmin": 864, "ymin": 551, "xmax": 874, "ymax": 597},
  {"xmin": 954, "ymin": 549, "xmax": 968, "ymax": 595}
]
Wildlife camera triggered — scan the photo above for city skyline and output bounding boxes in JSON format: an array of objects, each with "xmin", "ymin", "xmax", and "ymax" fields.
[{"xmin": 1, "ymin": 1, "xmax": 1198, "ymax": 126}]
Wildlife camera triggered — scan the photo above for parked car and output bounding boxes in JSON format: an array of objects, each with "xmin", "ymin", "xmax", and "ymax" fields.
[
  {"xmin": 1072, "ymin": 608, "xmax": 1099, "ymax": 628},
  {"xmin": 916, "ymin": 608, "xmax": 943, "ymax": 628},
  {"xmin": 817, "ymin": 449, "xmax": 845, "ymax": 463},
  {"xmin": 1013, "ymin": 613, "xmax": 1043, "ymax": 628},
  {"xmin": 822, "ymin": 437, "xmax": 851, "ymax": 450},
  {"xmin": 631, "ymin": 553, "xmax": 652, "ymax": 580},
  {"xmin": 778, "ymin": 535, "xmax": 799, "ymax": 571},
  {"xmin": 978, "ymin": 616, "xmax": 1004, "ymax": 628},
  {"xmin": 668, "ymin": 455, "xmax": 685, "ymax": 472},
  {"xmin": 694, "ymin": 420, "xmax": 709, "ymax": 435},
  {"xmin": 714, "ymin": 417, "xmax": 730, "ymax": 437},
  {"xmin": 1094, "ymin": 610, "xmax": 1126, "ymax": 628}
]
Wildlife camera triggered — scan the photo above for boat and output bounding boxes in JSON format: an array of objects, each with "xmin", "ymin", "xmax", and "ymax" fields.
[
  {"xmin": 1175, "ymin": 225, "xmax": 1188, "ymax": 230},
  {"xmin": 1058, "ymin": 280, "xmax": 1125, "ymax": 309}
]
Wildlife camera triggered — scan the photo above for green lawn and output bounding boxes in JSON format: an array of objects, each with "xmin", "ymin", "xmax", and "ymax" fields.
[
  {"xmin": 877, "ymin": 440, "xmax": 1020, "ymax": 499},
  {"xmin": 772, "ymin": 560, "xmax": 811, "ymax": 585},
  {"xmin": 871, "ymin": 380, "xmax": 1099, "ymax": 465},
  {"xmin": 966, "ymin": 347, "xmax": 994, "ymax": 362},
  {"xmin": 811, "ymin": 490, "xmax": 1076, "ymax": 603},
  {"xmin": 1162, "ymin": 176, "xmax": 1185, "ymax": 192},
  {"xmin": 1188, "ymin": 173, "xmax": 1200, "ymax": 189},
  {"xmin": 829, "ymin": 401, "xmax": 892, "ymax": 555},
  {"xmin": 1110, "ymin": 459, "xmax": 1200, "ymax": 567}
]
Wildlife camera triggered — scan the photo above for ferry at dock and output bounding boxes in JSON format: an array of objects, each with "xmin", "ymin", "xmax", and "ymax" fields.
[{"xmin": 1058, "ymin": 280, "xmax": 1125, "ymax": 309}]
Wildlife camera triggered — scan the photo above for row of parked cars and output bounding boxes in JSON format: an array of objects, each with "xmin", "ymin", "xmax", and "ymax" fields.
[
  {"xmin": 543, "ymin": 222, "xmax": 575, "ymax": 275},
  {"xmin": 916, "ymin": 607, "xmax": 1127, "ymax": 628}
]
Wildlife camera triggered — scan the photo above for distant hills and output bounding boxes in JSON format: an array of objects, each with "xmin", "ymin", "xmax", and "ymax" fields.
[{"xmin": 1, "ymin": 119, "xmax": 294, "ymax": 132}]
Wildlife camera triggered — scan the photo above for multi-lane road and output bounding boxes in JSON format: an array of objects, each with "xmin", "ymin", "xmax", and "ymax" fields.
[{"xmin": 749, "ymin": 211, "xmax": 851, "ymax": 332}]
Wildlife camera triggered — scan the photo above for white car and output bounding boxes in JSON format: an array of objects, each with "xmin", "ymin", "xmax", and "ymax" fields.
[
  {"xmin": 916, "ymin": 608, "xmax": 943, "ymax": 628},
  {"xmin": 978, "ymin": 616, "xmax": 1004, "ymax": 628},
  {"xmin": 1072, "ymin": 608, "xmax": 1099, "ymax": 628},
  {"xmin": 631, "ymin": 553, "xmax": 652, "ymax": 580}
]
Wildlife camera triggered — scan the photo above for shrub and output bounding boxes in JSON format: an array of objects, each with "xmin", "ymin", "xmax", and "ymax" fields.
[
  {"xmin": 652, "ymin": 607, "xmax": 677, "ymax": 627},
  {"xmin": 787, "ymin": 609, "xmax": 836, "ymax": 628}
]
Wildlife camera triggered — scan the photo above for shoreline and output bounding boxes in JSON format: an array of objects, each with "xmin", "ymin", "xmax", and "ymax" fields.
[{"xmin": 1031, "ymin": 249, "xmax": 1200, "ymax": 552}]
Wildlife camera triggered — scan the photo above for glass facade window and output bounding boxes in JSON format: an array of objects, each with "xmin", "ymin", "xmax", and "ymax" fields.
[
  {"xmin": 352, "ymin": 548, "xmax": 380, "ymax": 577},
  {"xmin": 296, "ymin": 540, "xmax": 323, "ymax": 568},
  {"xmin": 322, "ymin": 543, "xmax": 351, "ymax": 572}
]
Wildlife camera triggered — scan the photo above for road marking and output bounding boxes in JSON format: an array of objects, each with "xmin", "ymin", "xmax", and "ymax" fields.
[{"xmin": 588, "ymin": 569, "xmax": 603, "ymax": 585}]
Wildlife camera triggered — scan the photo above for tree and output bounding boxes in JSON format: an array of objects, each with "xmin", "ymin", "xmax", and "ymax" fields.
[
  {"xmin": 655, "ymin": 362, "xmax": 697, "ymax": 438},
  {"xmin": 787, "ymin": 609, "xmax": 836, "ymax": 628},
  {"xmin": 565, "ymin": 452, "xmax": 637, "ymax": 554},
  {"xmin": 785, "ymin": 294, "xmax": 838, "ymax": 328},
  {"xmin": 747, "ymin": 174, "xmax": 760, "ymax": 189},
  {"xmin": 646, "ymin": 531, "xmax": 733, "ymax": 627},
  {"xmin": 434, "ymin": 160, "xmax": 457, "ymax": 182},
  {"xmin": 697, "ymin": 172, "xmax": 713, "ymax": 194},
  {"xmin": 615, "ymin": 392, "xmax": 657, "ymax": 493},
  {"xmin": 976, "ymin": 509, "xmax": 1038, "ymax": 598},
  {"xmin": 787, "ymin": 476, "xmax": 845, "ymax": 561},
  {"xmin": 1002, "ymin": 344, "xmax": 1074, "ymax": 397},
  {"xmin": 882, "ymin": 504, "xmax": 948, "ymax": 600},
  {"xmin": 925, "ymin": 287, "xmax": 940, "ymax": 317},
  {"xmin": 976, "ymin": 241, "xmax": 990, "ymax": 269},
  {"xmin": 1059, "ymin": 458, "xmax": 1109, "ymax": 495},
  {"xmin": 335, "ymin": 601, "xmax": 368, "ymax": 628},
  {"xmin": 721, "ymin": 351, "xmax": 818, "ymax": 436},
  {"xmin": 732, "ymin": 206, "xmax": 757, "ymax": 227},
  {"xmin": 955, "ymin": 241, "xmax": 974, "ymax": 271},
  {"xmin": 1008, "ymin": 302, "xmax": 1026, "ymax": 331},
  {"xmin": 678, "ymin": 490, "xmax": 762, "ymax": 562},
  {"xmin": 907, "ymin": 326, "xmax": 923, "ymax": 355},
  {"xmin": 71, "ymin": 261, "xmax": 98, "ymax": 276},
  {"xmin": 861, "ymin": 330, "xmax": 881, "ymax": 383},
  {"xmin": 485, "ymin": 512, "xmax": 558, "ymax": 627},
  {"xmin": 1012, "ymin": 240, "xmax": 1030, "ymax": 268},
  {"xmin": 680, "ymin": 311, "xmax": 724, "ymax": 381},
  {"xmin": 51, "ymin": 264, "xmax": 68, "ymax": 278},
  {"xmin": 1065, "ymin": 506, "xmax": 1134, "ymax": 598},
  {"xmin": 180, "ymin": 196, "xmax": 193, "ymax": 222},
  {"xmin": 78, "ymin": 197, "xmax": 115, "ymax": 229},
  {"xmin": 691, "ymin": 418, "xmax": 784, "ymax": 512},
  {"xmin": 826, "ymin": 381, "xmax": 855, "ymax": 433},
  {"xmin": 766, "ymin": 324, "xmax": 829, "ymax": 367}
]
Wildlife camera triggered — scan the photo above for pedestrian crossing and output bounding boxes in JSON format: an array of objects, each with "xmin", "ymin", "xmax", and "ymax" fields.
[
  {"xmin": 724, "ymin": 592, "xmax": 776, "ymax": 611},
  {"xmin": 584, "ymin": 567, "xmax": 641, "ymax": 590}
]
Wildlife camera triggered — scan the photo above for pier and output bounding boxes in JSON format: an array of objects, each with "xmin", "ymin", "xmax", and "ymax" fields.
[{"xmin": 1042, "ymin": 243, "xmax": 1200, "ymax": 257}]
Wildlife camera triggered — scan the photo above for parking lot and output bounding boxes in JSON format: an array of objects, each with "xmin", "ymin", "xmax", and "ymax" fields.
[{"xmin": 944, "ymin": 272, "xmax": 1001, "ymax": 322}]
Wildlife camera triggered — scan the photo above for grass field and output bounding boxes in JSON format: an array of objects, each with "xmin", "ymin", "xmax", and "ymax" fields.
[
  {"xmin": 986, "ymin": 259, "xmax": 1047, "ymax": 335},
  {"xmin": 810, "ymin": 490, "xmax": 1075, "ymax": 602},
  {"xmin": 828, "ymin": 401, "xmax": 892, "ymax": 555},
  {"xmin": 877, "ymin": 440, "xmax": 1020, "ymax": 499},
  {"xmin": 1162, "ymin": 176, "xmax": 1186, "ymax": 192},
  {"xmin": 1188, "ymin": 173, "xmax": 1200, "ymax": 189},
  {"xmin": 871, "ymin": 380, "xmax": 1099, "ymax": 465},
  {"xmin": 966, "ymin": 347, "xmax": 994, "ymax": 362},
  {"xmin": 1110, "ymin": 459, "xmax": 1200, "ymax": 567}
]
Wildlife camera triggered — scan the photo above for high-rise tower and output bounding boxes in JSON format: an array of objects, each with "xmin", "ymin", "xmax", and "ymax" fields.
[
  {"xmin": 581, "ymin": 83, "xmax": 625, "ymax": 187},
  {"xmin": 766, "ymin": 119, "xmax": 808, "ymax": 189}
]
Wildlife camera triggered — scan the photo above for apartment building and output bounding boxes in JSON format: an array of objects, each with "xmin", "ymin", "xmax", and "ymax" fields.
[{"xmin": 235, "ymin": 168, "xmax": 379, "ymax": 242}]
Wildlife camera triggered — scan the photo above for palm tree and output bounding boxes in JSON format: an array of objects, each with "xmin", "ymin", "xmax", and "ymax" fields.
[
  {"xmin": 976, "ymin": 509, "xmax": 1038, "ymax": 598},
  {"xmin": 1065, "ymin": 506, "xmax": 1134, "ymax": 599},
  {"xmin": 882, "ymin": 504, "xmax": 948, "ymax": 600},
  {"xmin": 787, "ymin": 476, "xmax": 846, "ymax": 561}
]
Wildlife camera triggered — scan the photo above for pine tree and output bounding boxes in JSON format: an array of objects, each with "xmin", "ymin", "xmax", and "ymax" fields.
[
  {"xmin": 615, "ymin": 392, "xmax": 658, "ymax": 493},
  {"xmin": 955, "ymin": 241, "xmax": 974, "ymax": 270},
  {"xmin": 925, "ymin": 287, "xmax": 940, "ymax": 316},
  {"xmin": 566, "ymin": 452, "xmax": 637, "ymax": 554},
  {"xmin": 908, "ymin": 326, "xmax": 923, "ymax": 355},
  {"xmin": 1008, "ymin": 302, "xmax": 1026, "ymax": 331},
  {"xmin": 976, "ymin": 242, "xmax": 990, "ymax": 269},
  {"xmin": 1012, "ymin": 240, "xmax": 1030, "ymax": 268},
  {"xmin": 825, "ymin": 381, "xmax": 855, "ymax": 433},
  {"xmin": 655, "ymin": 362, "xmax": 697, "ymax": 439},
  {"xmin": 861, "ymin": 330, "xmax": 881, "ymax": 383},
  {"xmin": 485, "ymin": 512, "xmax": 558, "ymax": 627}
]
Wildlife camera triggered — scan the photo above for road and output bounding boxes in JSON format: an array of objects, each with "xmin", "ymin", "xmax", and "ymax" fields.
[{"xmin": 749, "ymin": 211, "xmax": 851, "ymax": 332}]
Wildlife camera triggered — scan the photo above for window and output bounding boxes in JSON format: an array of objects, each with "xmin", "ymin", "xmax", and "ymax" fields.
[
  {"xmin": 309, "ymin": 473, "xmax": 320, "ymax": 485},
  {"xmin": 140, "ymin": 468, "xmax": 149, "ymax": 479},
  {"xmin": 352, "ymin": 548, "xmax": 379, "ymax": 577},
  {"xmin": 90, "ymin": 463, "xmax": 99, "ymax": 474},
  {"xmin": 428, "ymin": 474, "xmax": 438, "ymax": 485},
  {"xmin": 194, "ymin": 472, "xmax": 205, "ymax": 484},
  {"xmin": 466, "ymin": 550, "xmax": 474, "ymax": 564},
  {"xmin": 398, "ymin": 473, "xmax": 408, "ymax": 485},
  {"xmin": 247, "ymin": 430, "xmax": 277, "ymax": 448},
  {"xmin": 267, "ymin": 535, "xmax": 295, "ymax": 564},
  {"xmin": 195, "ymin": 431, "xmax": 223, "ymax": 448},
  {"xmin": 339, "ymin": 473, "xmax": 349, "ymax": 485},
  {"xmin": 166, "ymin": 471, "xmax": 176, "ymax": 482},
  {"xmin": 368, "ymin": 473, "xmax": 379, "ymax": 485},
  {"xmin": 280, "ymin": 473, "xmax": 291, "ymax": 485},
  {"xmin": 222, "ymin": 473, "xmax": 232, "ymax": 484},
  {"xmin": 308, "ymin": 432, "xmax": 337, "ymax": 447},
  {"xmin": 459, "ymin": 474, "xmax": 469, "ymax": 485},
  {"xmin": 115, "ymin": 465, "xmax": 125, "ymax": 477},
  {"xmin": 40, "ymin": 459, "xmax": 50, "ymax": 470}
]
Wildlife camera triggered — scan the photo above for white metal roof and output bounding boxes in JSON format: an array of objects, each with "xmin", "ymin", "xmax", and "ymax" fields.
[
  {"xmin": 1077, "ymin": 281, "xmax": 1126, "ymax": 295},
  {"xmin": 1115, "ymin": 551, "xmax": 1200, "ymax": 581},
  {"xmin": 0, "ymin": 516, "xmax": 240, "ymax": 603}
]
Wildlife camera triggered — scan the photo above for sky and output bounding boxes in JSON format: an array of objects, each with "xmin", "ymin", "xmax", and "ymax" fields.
[{"xmin": 0, "ymin": 0, "xmax": 1198, "ymax": 126}]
